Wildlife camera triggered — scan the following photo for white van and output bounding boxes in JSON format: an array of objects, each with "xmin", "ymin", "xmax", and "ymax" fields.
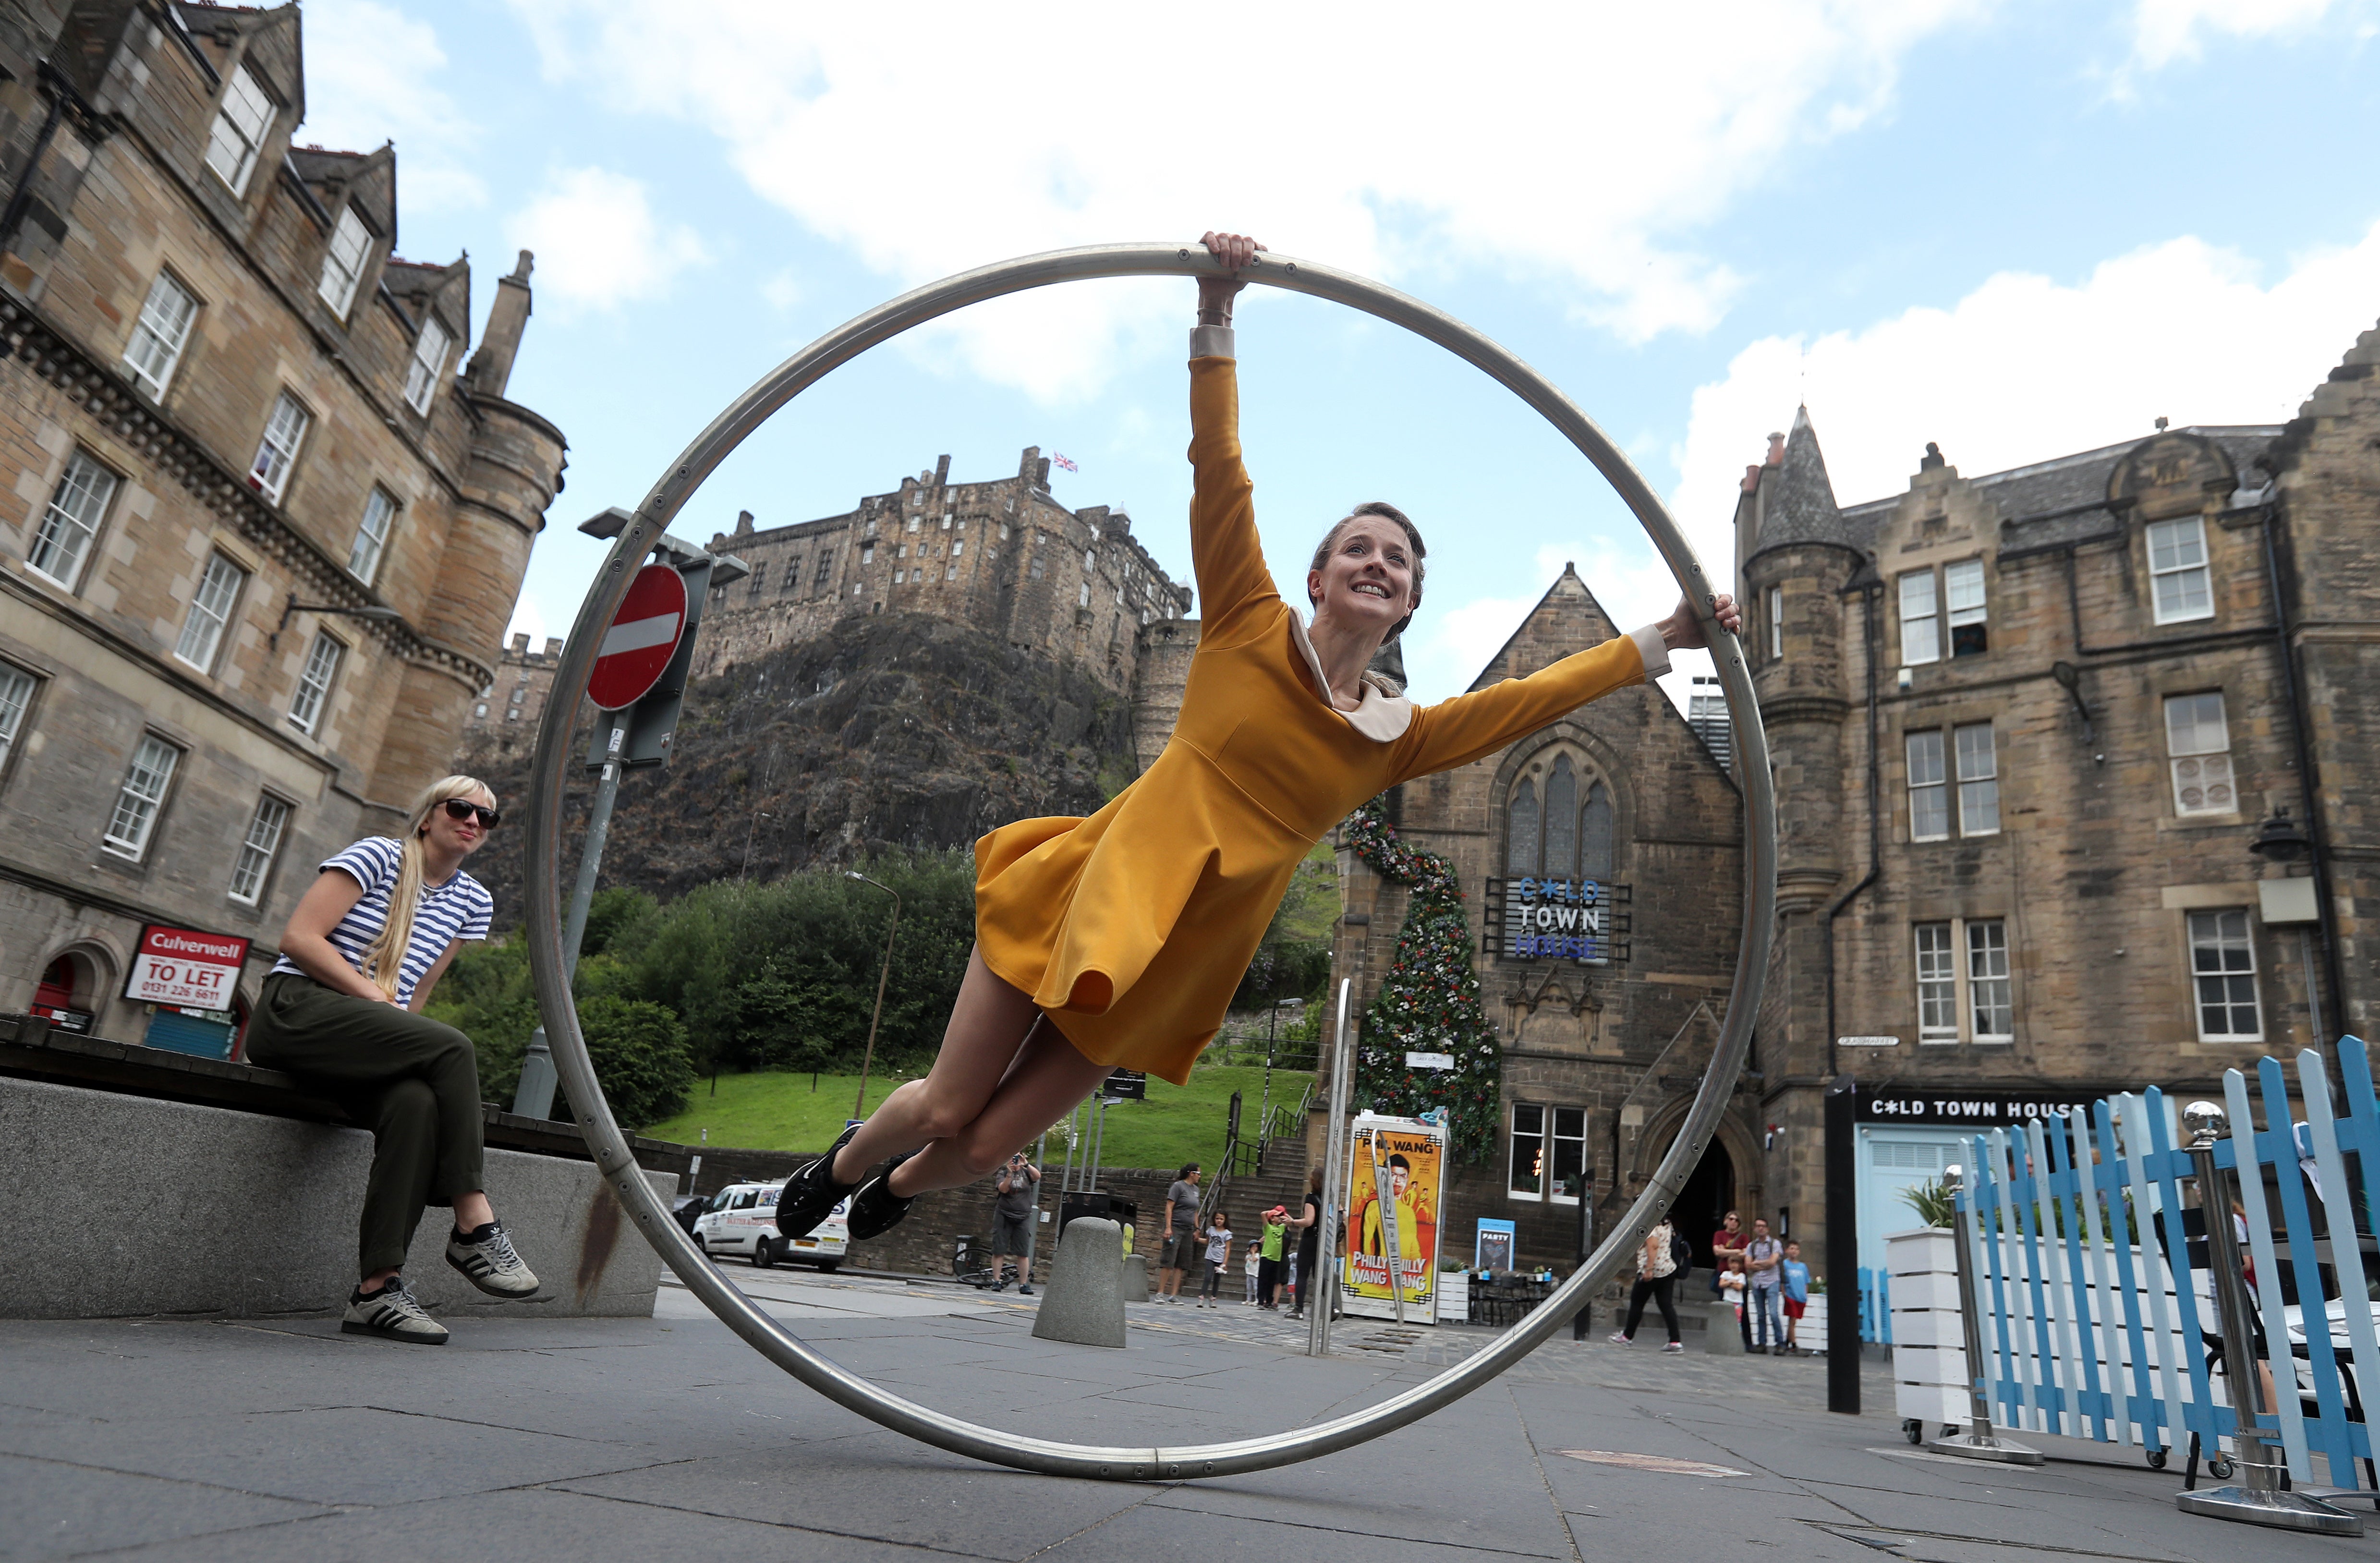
[{"xmin": 692, "ymin": 1182, "xmax": 849, "ymax": 1272}]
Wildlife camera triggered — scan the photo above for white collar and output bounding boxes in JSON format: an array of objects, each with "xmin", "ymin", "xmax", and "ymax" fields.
[{"xmin": 1287, "ymin": 613, "xmax": 1413, "ymax": 741}]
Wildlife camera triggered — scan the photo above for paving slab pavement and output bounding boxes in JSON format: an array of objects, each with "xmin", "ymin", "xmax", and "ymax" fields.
[{"xmin": 2, "ymin": 1262, "xmax": 2357, "ymax": 1561}]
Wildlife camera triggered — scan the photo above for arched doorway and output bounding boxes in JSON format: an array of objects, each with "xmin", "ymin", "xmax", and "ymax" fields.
[
  {"xmin": 30, "ymin": 947, "xmax": 106, "ymax": 1033},
  {"xmin": 1676, "ymin": 1137, "xmax": 1735, "ymax": 1273}
]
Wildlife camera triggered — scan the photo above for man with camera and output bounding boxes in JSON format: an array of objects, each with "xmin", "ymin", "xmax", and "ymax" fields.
[{"xmin": 991, "ymin": 1151, "xmax": 1042, "ymax": 1293}]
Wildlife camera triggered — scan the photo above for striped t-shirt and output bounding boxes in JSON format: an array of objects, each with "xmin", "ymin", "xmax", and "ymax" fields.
[{"xmin": 268, "ymin": 836, "xmax": 493, "ymax": 1006}]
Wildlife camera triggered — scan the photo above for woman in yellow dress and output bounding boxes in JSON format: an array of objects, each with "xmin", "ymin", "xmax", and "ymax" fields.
[{"xmin": 780, "ymin": 230, "xmax": 1740, "ymax": 1243}]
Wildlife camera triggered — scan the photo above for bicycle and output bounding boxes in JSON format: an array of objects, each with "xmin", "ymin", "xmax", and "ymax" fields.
[{"xmin": 952, "ymin": 1234, "xmax": 999, "ymax": 1289}]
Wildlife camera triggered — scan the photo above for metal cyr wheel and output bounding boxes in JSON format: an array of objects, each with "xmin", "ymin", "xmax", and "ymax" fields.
[{"xmin": 523, "ymin": 243, "xmax": 1778, "ymax": 1481}]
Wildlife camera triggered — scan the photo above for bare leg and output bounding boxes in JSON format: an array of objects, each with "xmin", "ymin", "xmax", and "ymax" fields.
[
  {"xmin": 830, "ymin": 946, "xmax": 1041, "ymax": 1183},
  {"xmin": 453, "ymin": 1192, "xmax": 493, "ymax": 1231},
  {"xmin": 889, "ymin": 1021, "xmax": 1112, "ymax": 1198}
]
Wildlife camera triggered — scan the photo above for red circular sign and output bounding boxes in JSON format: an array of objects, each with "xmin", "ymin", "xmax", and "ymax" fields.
[{"xmin": 587, "ymin": 563, "xmax": 688, "ymax": 710}]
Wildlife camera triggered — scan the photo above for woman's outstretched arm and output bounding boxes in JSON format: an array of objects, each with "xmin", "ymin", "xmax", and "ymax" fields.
[
  {"xmin": 1391, "ymin": 592, "xmax": 1741, "ymax": 781},
  {"xmin": 1186, "ymin": 230, "xmax": 1277, "ymax": 639}
]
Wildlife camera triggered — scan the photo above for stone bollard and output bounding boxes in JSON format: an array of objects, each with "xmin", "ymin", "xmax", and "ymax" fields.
[
  {"xmin": 1031, "ymin": 1217, "xmax": 1128, "ymax": 1348},
  {"xmin": 1705, "ymin": 1299, "xmax": 1744, "ymax": 1355},
  {"xmin": 1120, "ymin": 1250, "xmax": 1149, "ymax": 1303}
]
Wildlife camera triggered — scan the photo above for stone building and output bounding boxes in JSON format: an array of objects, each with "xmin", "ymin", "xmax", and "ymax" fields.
[
  {"xmin": 1325, "ymin": 569, "xmax": 1749, "ymax": 1272},
  {"xmin": 689, "ymin": 449, "xmax": 1190, "ymax": 694},
  {"xmin": 458, "ymin": 631, "xmax": 565, "ymax": 759},
  {"xmin": 0, "ymin": 2, "xmax": 564, "ymax": 1052},
  {"xmin": 1735, "ymin": 315, "xmax": 2380, "ymax": 1281}
]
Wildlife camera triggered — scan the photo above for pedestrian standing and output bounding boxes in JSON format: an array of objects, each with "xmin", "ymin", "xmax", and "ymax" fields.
[
  {"xmin": 1157, "ymin": 1163, "xmax": 1201, "ymax": 1302},
  {"xmin": 1607, "ymin": 1217, "xmax": 1684, "ymax": 1352},
  {"xmin": 1198, "ymin": 1212, "xmax": 1233, "ymax": 1308},
  {"xmin": 245, "ymin": 776, "xmax": 536, "ymax": 1345},
  {"xmin": 1243, "ymin": 1243, "xmax": 1261, "ymax": 1304},
  {"xmin": 1711, "ymin": 1210, "xmax": 1749, "ymax": 1346},
  {"xmin": 989, "ymin": 1151, "xmax": 1040, "ymax": 1293},
  {"xmin": 1718, "ymin": 1254, "xmax": 1748, "ymax": 1333},
  {"xmin": 1743, "ymin": 1217, "xmax": 1784, "ymax": 1354},
  {"xmin": 1286, "ymin": 1164, "xmax": 1324, "ymax": 1318},
  {"xmin": 1257, "ymin": 1205, "xmax": 1287, "ymax": 1309},
  {"xmin": 1779, "ymin": 1240, "xmax": 1811, "ymax": 1353}
]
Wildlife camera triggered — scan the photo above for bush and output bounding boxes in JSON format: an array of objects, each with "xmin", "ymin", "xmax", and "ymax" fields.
[{"xmin": 573, "ymin": 994, "xmax": 697, "ymax": 1130}]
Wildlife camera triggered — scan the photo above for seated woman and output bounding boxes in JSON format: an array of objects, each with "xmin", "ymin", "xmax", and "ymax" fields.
[
  {"xmin": 246, "ymin": 775, "xmax": 537, "ymax": 1344},
  {"xmin": 780, "ymin": 229, "xmax": 1739, "ymax": 1244}
]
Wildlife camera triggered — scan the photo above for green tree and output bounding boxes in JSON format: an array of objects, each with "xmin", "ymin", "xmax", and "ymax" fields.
[{"xmin": 571, "ymin": 994, "xmax": 698, "ymax": 1130}]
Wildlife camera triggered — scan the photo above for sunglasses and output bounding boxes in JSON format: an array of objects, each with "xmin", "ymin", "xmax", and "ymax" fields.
[{"xmin": 440, "ymin": 799, "xmax": 501, "ymax": 830}]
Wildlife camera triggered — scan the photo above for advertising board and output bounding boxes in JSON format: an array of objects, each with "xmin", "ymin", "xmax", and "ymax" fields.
[
  {"xmin": 122, "ymin": 924, "xmax": 250, "ymax": 1013},
  {"xmin": 1340, "ymin": 1112, "xmax": 1446, "ymax": 1321}
]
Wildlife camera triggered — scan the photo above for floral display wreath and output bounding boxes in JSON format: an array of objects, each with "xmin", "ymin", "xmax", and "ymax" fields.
[{"xmin": 1344, "ymin": 796, "xmax": 1504, "ymax": 1164}]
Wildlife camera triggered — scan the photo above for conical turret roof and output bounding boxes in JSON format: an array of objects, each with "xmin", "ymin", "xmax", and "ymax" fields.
[{"xmin": 1756, "ymin": 406, "xmax": 1858, "ymax": 553}]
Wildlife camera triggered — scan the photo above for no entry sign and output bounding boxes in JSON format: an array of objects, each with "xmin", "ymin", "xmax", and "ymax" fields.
[
  {"xmin": 124, "ymin": 924, "xmax": 250, "ymax": 1012},
  {"xmin": 588, "ymin": 563, "xmax": 688, "ymax": 710}
]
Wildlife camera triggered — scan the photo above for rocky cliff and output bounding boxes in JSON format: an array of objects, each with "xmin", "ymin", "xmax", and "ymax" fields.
[{"xmin": 461, "ymin": 610, "xmax": 1139, "ymax": 922}]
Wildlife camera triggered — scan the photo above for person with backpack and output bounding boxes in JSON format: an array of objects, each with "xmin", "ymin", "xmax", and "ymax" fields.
[{"xmin": 1607, "ymin": 1217, "xmax": 1687, "ymax": 1352}]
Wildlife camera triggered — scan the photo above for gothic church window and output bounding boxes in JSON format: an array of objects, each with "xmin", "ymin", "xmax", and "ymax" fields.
[
  {"xmin": 1579, "ymin": 782, "xmax": 1614, "ymax": 881},
  {"xmin": 1543, "ymin": 756, "xmax": 1577, "ymax": 877},
  {"xmin": 1505, "ymin": 780, "xmax": 1538, "ymax": 874},
  {"xmin": 1504, "ymin": 755, "xmax": 1617, "ymax": 881}
]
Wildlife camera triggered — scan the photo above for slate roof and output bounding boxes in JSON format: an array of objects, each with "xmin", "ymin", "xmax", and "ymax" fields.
[{"xmin": 1757, "ymin": 406, "xmax": 1857, "ymax": 552}]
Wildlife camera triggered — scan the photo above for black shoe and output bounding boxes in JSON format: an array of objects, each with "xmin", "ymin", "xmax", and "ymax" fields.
[
  {"xmin": 1018, "ymin": 1284, "xmax": 1033, "ymax": 1296},
  {"xmin": 776, "ymin": 1122, "xmax": 865, "ymax": 1239},
  {"xmin": 845, "ymin": 1155, "xmax": 917, "ymax": 1242}
]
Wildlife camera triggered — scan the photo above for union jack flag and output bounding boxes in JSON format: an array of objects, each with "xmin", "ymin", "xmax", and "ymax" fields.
[{"xmin": 1051, "ymin": 453, "xmax": 1078, "ymax": 473}]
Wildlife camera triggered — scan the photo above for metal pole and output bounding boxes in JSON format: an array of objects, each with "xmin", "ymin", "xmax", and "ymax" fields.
[
  {"xmin": 521, "ymin": 242, "xmax": 1778, "ymax": 1480},
  {"xmin": 1369, "ymin": 1128, "xmax": 1408, "ymax": 1327},
  {"xmin": 1309, "ymin": 978, "xmax": 1356, "ymax": 1357},
  {"xmin": 1824, "ymin": 1073, "xmax": 1860, "ymax": 1414},
  {"xmin": 514, "ymin": 717, "xmax": 626, "ymax": 1118},
  {"xmin": 1571, "ymin": 1183, "xmax": 1595, "ymax": 1341},
  {"xmin": 1020, "ymin": 1130, "xmax": 1046, "ymax": 1284},
  {"xmin": 2175, "ymin": 1102, "xmax": 2356, "ymax": 1535},
  {"xmin": 1928, "ymin": 1163, "xmax": 2042, "ymax": 1463},
  {"xmin": 1087, "ymin": 1094, "xmax": 1108, "ymax": 1195},
  {"xmin": 847, "ymin": 873, "xmax": 900, "ymax": 1120}
]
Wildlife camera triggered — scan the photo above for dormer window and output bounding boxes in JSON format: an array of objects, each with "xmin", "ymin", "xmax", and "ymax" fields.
[
  {"xmin": 205, "ymin": 64, "xmax": 275, "ymax": 196},
  {"xmin": 317, "ymin": 207, "xmax": 372, "ymax": 318},
  {"xmin": 403, "ymin": 317, "xmax": 451, "ymax": 414}
]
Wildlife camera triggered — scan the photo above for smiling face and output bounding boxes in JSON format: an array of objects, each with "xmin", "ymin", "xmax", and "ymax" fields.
[
  {"xmin": 1307, "ymin": 514, "xmax": 1420, "ymax": 638},
  {"xmin": 421, "ymin": 783, "xmax": 498, "ymax": 860}
]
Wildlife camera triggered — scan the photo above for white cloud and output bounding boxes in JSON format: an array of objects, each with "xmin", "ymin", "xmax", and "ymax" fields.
[
  {"xmin": 506, "ymin": 0, "xmax": 1987, "ymax": 398},
  {"xmin": 1407, "ymin": 539, "xmax": 1688, "ymax": 702},
  {"xmin": 503, "ymin": 168, "xmax": 708, "ymax": 313},
  {"xmin": 2129, "ymin": 0, "xmax": 2364, "ymax": 69},
  {"xmin": 295, "ymin": 0, "xmax": 486, "ymax": 213},
  {"xmin": 1673, "ymin": 222, "xmax": 2380, "ymax": 595}
]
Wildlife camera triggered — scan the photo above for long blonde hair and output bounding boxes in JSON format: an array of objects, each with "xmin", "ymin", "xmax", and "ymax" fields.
[{"xmin": 360, "ymin": 775, "xmax": 491, "ymax": 998}]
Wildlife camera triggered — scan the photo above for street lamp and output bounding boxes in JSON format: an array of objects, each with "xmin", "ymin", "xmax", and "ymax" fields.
[{"xmin": 847, "ymin": 871, "xmax": 901, "ymax": 1119}]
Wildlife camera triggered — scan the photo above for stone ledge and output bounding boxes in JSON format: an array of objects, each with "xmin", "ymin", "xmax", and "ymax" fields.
[{"xmin": 0, "ymin": 1074, "xmax": 672, "ymax": 1320}]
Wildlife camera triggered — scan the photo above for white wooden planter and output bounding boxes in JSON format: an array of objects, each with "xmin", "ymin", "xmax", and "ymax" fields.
[{"xmin": 1887, "ymin": 1227, "xmax": 1968, "ymax": 1425}]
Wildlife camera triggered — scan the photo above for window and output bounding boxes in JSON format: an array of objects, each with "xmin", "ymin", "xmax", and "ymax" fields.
[
  {"xmin": 1899, "ymin": 569, "xmax": 1940, "ymax": 665},
  {"xmin": 1579, "ymin": 782, "xmax": 1614, "ymax": 881},
  {"xmin": 861, "ymin": 542, "xmax": 874, "ymax": 564},
  {"xmin": 288, "ymin": 632, "xmax": 342, "ymax": 735},
  {"xmin": 1548, "ymin": 1106, "xmax": 1586, "ymax": 1202},
  {"xmin": 781, "ymin": 557, "xmax": 801, "ymax": 591},
  {"xmin": 104, "ymin": 735, "xmax": 180, "ymax": 859},
  {"xmin": 27, "ymin": 450, "xmax": 117, "ymax": 589},
  {"xmin": 1967, "ymin": 920, "xmax": 2012, "ymax": 1041},
  {"xmin": 952, "ymin": 540, "xmax": 964, "ymax": 557},
  {"xmin": 474, "ymin": 703, "xmax": 487, "ymax": 717},
  {"xmin": 906, "ymin": 515, "xmax": 921, "ymax": 532},
  {"xmin": 248, "ymin": 393, "xmax": 309, "ymax": 503},
  {"xmin": 1915, "ymin": 923, "xmax": 1957, "ymax": 1042},
  {"xmin": 1509, "ymin": 1104, "xmax": 1545, "ymax": 1199},
  {"xmin": 894, "ymin": 569, "xmax": 906, "ymax": 584},
  {"xmin": 1945, "ymin": 559, "xmax": 1987, "ymax": 656},
  {"xmin": 316, "ymin": 206, "xmax": 371, "ymax": 317},
  {"xmin": 509, "ymin": 685, "xmax": 526, "ymax": 705},
  {"xmin": 1078, "ymin": 581, "xmax": 1091, "ymax": 607},
  {"xmin": 2188, "ymin": 909, "xmax": 2261, "ymax": 1042},
  {"xmin": 347, "ymin": 487, "xmax": 397, "ymax": 584},
  {"xmin": 204, "ymin": 64, "xmax": 274, "ymax": 195},
  {"xmin": 1506, "ymin": 777, "xmax": 1539, "ymax": 874},
  {"xmin": 1543, "ymin": 755, "xmax": 1577, "ymax": 878},
  {"xmin": 506, "ymin": 708, "xmax": 520, "ymax": 722},
  {"xmin": 815, "ymin": 548, "xmax": 834, "ymax": 589},
  {"xmin": 228, "ymin": 794, "xmax": 290, "ymax": 905},
  {"xmin": 175, "ymin": 552, "xmax": 246, "ymax": 672},
  {"xmin": 2164, "ymin": 692, "xmax": 2234, "ymax": 814},
  {"xmin": 1030, "ymin": 555, "xmax": 1044, "ymax": 580},
  {"xmin": 1954, "ymin": 722, "xmax": 1999, "ymax": 836},
  {"xmin": 748, "ymin": 559, "xmax": 768, "ymax": 595},
  {"xmin": 1766, "ymin": 584, "xmax": 1782, "ymax": 660},
  {"xmin": 1906, "ymin": 729, "xmax": 1948, "ymax": 841},
  {"xmin": 2148, "ymin": 516, "xmax": 2213, "ymax": 624},
  {"xmin": 123, "ymin": 272, "xmax": 198, "ymax": 397},
  {"xmin": 403, "ymin": 318, "xmax": 452, "ymax": 414},
  {"xmin": 0, "ymin": 664, "xmax": 34, "ymax": 768}
]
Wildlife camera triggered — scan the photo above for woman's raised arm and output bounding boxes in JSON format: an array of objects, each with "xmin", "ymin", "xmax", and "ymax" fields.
[{"xmin": 1185, "ymin": 230, "xmax": 1277, "ymax": 635}]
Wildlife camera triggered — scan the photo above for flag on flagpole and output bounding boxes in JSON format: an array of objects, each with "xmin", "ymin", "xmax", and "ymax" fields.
[{"xmin": 1052, "ymin": 453, "xmax": 1079, "ymax": 473}]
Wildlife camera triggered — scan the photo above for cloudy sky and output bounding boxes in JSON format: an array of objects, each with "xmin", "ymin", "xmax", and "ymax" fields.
[{"xmin": 300, "ymin": 0, "xmax": 2380, "ymax": 706}]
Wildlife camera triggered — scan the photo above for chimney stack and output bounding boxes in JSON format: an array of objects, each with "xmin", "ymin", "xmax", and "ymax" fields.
[
  {"xmin": 463, "ymin": 250, "xmax": 534, "ymax": 400},
  {"xmin": 1765, "ymin": 431, "xmax": 1786, "ymax": 467}
]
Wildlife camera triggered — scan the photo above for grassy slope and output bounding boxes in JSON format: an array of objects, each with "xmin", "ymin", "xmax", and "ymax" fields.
[{"xmin": 644, "ymin": 1063, "xmax": 1316, "ymax": 1172}]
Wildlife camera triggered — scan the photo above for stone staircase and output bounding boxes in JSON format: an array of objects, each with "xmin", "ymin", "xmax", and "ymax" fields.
[{"xmin": 1206, "ymin": 1130, "xmax": 1311, "ymax": 1242}]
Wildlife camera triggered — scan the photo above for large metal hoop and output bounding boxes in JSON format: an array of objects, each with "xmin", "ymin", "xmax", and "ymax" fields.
[{"xmin": 524, "ymin": 243, "xmax": 1776, "ymax": 1480}]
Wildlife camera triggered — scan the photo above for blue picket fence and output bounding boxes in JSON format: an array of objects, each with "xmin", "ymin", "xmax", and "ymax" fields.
[{"xmin": 1948, "ymin": 1034, "xmax": 2378, "ymax": 1489}]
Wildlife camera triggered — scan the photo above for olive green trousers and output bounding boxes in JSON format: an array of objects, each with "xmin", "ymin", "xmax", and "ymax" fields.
[{"xmin": 246, "ymin": 973, "xmax": 486, "ymax": 1278}]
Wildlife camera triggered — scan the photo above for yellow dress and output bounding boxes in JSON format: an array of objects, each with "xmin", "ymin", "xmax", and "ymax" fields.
[{"xmin": 974, "ymin": 346, "xmax": 1657, "ymax": 1085}]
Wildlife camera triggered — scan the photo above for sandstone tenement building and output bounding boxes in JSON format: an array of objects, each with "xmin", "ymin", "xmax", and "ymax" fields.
[
  {"xmin": 687, "ymin": 449, "xmax": 1191, "ymax": 695},
  {"xmin": 457, "ymin": 630, "xmax": 565, "ymax": 759},
  {"xmin": 0, "ymin": 2, "xmax": 563, "ymax": 1053}
]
